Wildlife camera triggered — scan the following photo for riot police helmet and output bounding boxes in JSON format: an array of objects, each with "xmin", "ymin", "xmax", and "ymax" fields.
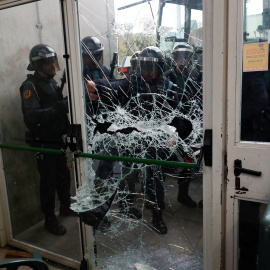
[
  {"xmin": 130, "ymin": 50, "xmax": 141, "ymax": 73},
  {"xmin": 139, "ymin": 46, "xmax": 165, "ymax": 80},
  {"xmin": 27, "ymin": 44, "xmax": 60, "ymax": 75},
  {"xmin": 82, "ymin": 36, "xmax": 104, "ymax": 59},
  {"xmin": 171, "ymin": 42, "xmax": 194, "ymax": 70}
]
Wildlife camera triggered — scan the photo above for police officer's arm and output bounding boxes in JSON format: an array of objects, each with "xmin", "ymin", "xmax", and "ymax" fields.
[
  {"xmin": 20, "ymin": 83, "xmax": 64, "ymax": 124},
  {"xmin": 86, "ymin": 78, "xmax": 130, "ymax": 106}
]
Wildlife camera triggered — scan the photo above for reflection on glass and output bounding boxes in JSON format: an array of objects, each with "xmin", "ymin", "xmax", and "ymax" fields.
[
  {"xmin": 0, "ymin": 0, "xmax": 81, "ymax": 265},
  {"xmin": 238, "ymin": 200, "xmax": 262, "ymax": 270},
  {"xmin": 73, "ymin": 0, "xmax": 203, "ymax": 269},
  {"xmin": 241, "ymin": 0, "xmax": 270, "ymax": 142}
]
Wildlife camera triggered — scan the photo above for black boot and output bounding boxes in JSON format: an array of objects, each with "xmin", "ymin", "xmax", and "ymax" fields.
[
  {"xmin": 45, "ymin": 214, "xmax": 66, "ymax": 235},
  {"xmin": 178, "ymin": 178, "xmax": 197, "ymax": 208},
  {"xmin": 151, "ymin": 209, "xmax": 167, "ymax": 234}
]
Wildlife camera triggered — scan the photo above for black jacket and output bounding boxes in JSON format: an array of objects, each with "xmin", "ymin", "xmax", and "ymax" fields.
[
  {"xmin": 20, "ymin": 72, "xmax": 70, "ymax": 143},
  {"xmin": 93, "ymin": 74, "xmax": 179, "ymax": 113},
  {"xmin": 165, "ymin": 68, "xmax": 202, "ymax": 115}
]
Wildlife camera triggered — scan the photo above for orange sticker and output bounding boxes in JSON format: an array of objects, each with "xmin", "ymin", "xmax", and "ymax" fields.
[{"xmin": 23, "ymin": 89, "xmax": 32, "ymax": 99}]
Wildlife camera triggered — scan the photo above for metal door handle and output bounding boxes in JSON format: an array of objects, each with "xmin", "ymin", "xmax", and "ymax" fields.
[{"xmin": 234, "ymin": 159, "xmax": 262, "ymax": 177}]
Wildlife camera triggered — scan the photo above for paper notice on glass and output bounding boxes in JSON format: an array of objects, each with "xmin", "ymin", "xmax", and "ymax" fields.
[{"xmin": 243, "ymin": 42, "xmax": 269, "ymax": 72}]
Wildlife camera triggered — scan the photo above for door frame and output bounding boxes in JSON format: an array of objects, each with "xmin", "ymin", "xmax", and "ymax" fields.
[{"xmin": 203, "ymin": 0, "xmax": 228, "ymax": 269}]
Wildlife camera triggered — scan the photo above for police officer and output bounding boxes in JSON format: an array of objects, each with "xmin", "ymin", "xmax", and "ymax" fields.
[
  {"xmin": 20, "ymin": 44, "xmax": 74, "ymax": 236},
  {"xmin": 82, "ymin": 36, "xmax": 112, "ymax": 80},
  {"xmin": 165, "ymin": 42, "xmax": 202, "ymax": 209},
  {"xmin": 82, "ymin": 36, "xmax": 116, "ymax": 179},
  {"xmin": 86, "ymin": 46, "xmax": 192, "ymax": 234}
]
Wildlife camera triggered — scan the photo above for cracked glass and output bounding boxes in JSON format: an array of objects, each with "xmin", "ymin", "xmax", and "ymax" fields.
[{"xmin": 73, "ymin": 0, "xmax": 203, "ymax": 269}]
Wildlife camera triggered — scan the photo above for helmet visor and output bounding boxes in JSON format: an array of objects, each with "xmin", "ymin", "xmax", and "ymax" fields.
[
  {"xmin": 38, "ymin": 55, "xmax": 60, "ymax": 71},
  {"xmin": 172, "ymin": 51, "xmax": 193, "ymax": 68},
  {"xmin": 34, "ymin": 53, "xmax": 60, "ymax": 72},
  {"xmin": 140, "ymin": 61, "xmax": 162, "ymax": 80},
  {"xmin": 82, "ymin": 52, "xmax": 102, "ymax": 69}
]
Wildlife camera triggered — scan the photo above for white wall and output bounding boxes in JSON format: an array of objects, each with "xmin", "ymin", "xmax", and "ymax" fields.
[{"xmin": 78, "ymin": 0, "xmax": 117, "ymax": 67}]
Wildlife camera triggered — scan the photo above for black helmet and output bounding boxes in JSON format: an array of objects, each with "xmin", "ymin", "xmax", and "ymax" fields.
[
  {"xmin": 171, "ymin": 42, "xmax": 194, "ymax": 69},
  {"xmin": 130, "ymin": 51, "xmax": 141, "ymax": 73},
  {"xmin": 81, "ymin": 36, "xmax": 104, "ymax": 56},
  {"xmin": 81, "ymin": 36, "xmax": 104, "ymax": 69},
  {"xmin": 27, "ymin": 44, "xmax": 60, "ymax": 72},
  {"xmin": 139, "ymin": 46, "xmax": 165, "ymax": 80}
]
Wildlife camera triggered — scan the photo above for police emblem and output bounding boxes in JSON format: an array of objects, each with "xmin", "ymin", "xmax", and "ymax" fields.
[{"xmin": 23, "ymin": 90, "xmax": 32, "ymax": 99}]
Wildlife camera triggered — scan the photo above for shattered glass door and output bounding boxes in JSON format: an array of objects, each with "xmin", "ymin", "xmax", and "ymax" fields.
[
  {"xmin": 73, "ymin": 0, "xmax": 203, "ymax": 269},
  {"xmin": 0, "ymin": 0, "xmax": 82, "ymax": 267}
]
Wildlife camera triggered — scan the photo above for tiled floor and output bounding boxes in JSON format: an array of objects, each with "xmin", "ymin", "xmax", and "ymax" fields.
[{"xmin": 1, "ymin": 174, "xmax": 203, "ymax": 270}]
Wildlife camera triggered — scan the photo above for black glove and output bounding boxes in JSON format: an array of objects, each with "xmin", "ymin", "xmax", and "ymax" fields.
[{"xmin": 55, "ymin": 97, "xmax": 69, "ymax": 113}]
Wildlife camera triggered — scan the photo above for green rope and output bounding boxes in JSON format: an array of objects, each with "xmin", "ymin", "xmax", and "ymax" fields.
[{"xmin": 0, "ymin": 144, "xmax": 197, "ymax": 169}]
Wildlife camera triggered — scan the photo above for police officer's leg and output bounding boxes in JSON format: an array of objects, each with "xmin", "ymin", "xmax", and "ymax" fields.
[
  {"xmin": 93, "ymin": 152, "xmax": 116, "ymax": 230},
  {"xmin": 145, "ymin": 165, "xmax": 167, "ymax": 234},
  {"xmin": 36, "ymin": 152, "xmax": 66, "ymax": 235},
  {"xmin": 238, "ymin": 200, "xmax": 261, "ymax": 270},
  {"xmin": 119, "ymin": 165, "xmax": 142, "ymax": 219},
  {"xmin": 55, "ymin": 154, "xmax": 75, "ymax": 216},
  {"xmin": 94, "ymin": 159, "xmax": 115, "ymax": 194},
  {"xmin": 177, "ymin": 169, "xmax": 197, "ymax": 208}
]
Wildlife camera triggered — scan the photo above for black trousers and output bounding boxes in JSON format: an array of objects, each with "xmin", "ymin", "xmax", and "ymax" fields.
[
  {"xmin": 144, "ymin": 165, "xmax": 165, "ymax": 209},
  {"xmin": 36, "ymin": 151, "xmax": 71, "ymax": 216}
]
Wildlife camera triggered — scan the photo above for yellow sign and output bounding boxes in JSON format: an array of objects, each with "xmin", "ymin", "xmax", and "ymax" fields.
[{"xmin": 243, "ymin": 42, "xmax": 269, "ymax": 72}]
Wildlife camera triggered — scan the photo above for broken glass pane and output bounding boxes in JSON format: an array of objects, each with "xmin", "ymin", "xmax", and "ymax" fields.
[{"xmin": 73, "ymin": 0, "xmax": 203, "ymax": 269}]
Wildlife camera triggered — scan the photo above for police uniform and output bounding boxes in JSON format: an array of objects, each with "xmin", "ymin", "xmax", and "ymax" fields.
[
  {"xmin": 83, "ymin": 65, "xmax": 111, "ymax": 80},
  {"xmin": 165, "ymin": 67, "xmax": 202, "ymax": 208},
  {"xmin": 165, "ymin": 67, "xmax": 202, "ymax": 114},
  {"xmin": 20, "ymin": 72, "xmax": 71, "ymax": 219},
  {"xmin": 83, "ymin": 63, "xmax": 118, "ymax": 183}
]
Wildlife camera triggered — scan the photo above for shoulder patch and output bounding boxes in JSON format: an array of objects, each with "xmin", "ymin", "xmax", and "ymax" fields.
[{"xmin": 23, "ymin": 89, "xmax": 32, "ymax": 100}]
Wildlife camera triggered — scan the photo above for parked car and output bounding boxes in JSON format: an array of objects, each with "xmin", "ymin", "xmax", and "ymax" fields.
[{"xmin": 118, "ymin": 55, "xmax": 132, "ymax": 75}]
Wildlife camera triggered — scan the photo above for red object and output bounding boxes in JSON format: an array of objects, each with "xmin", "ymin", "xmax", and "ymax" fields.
[
  {"xmin": 120, "ymin": 67, "xmax": 130, "ymax": 74},
  {"xmin": 183, "ymin": 155, "xmax": 193, "ymax": 163}
]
